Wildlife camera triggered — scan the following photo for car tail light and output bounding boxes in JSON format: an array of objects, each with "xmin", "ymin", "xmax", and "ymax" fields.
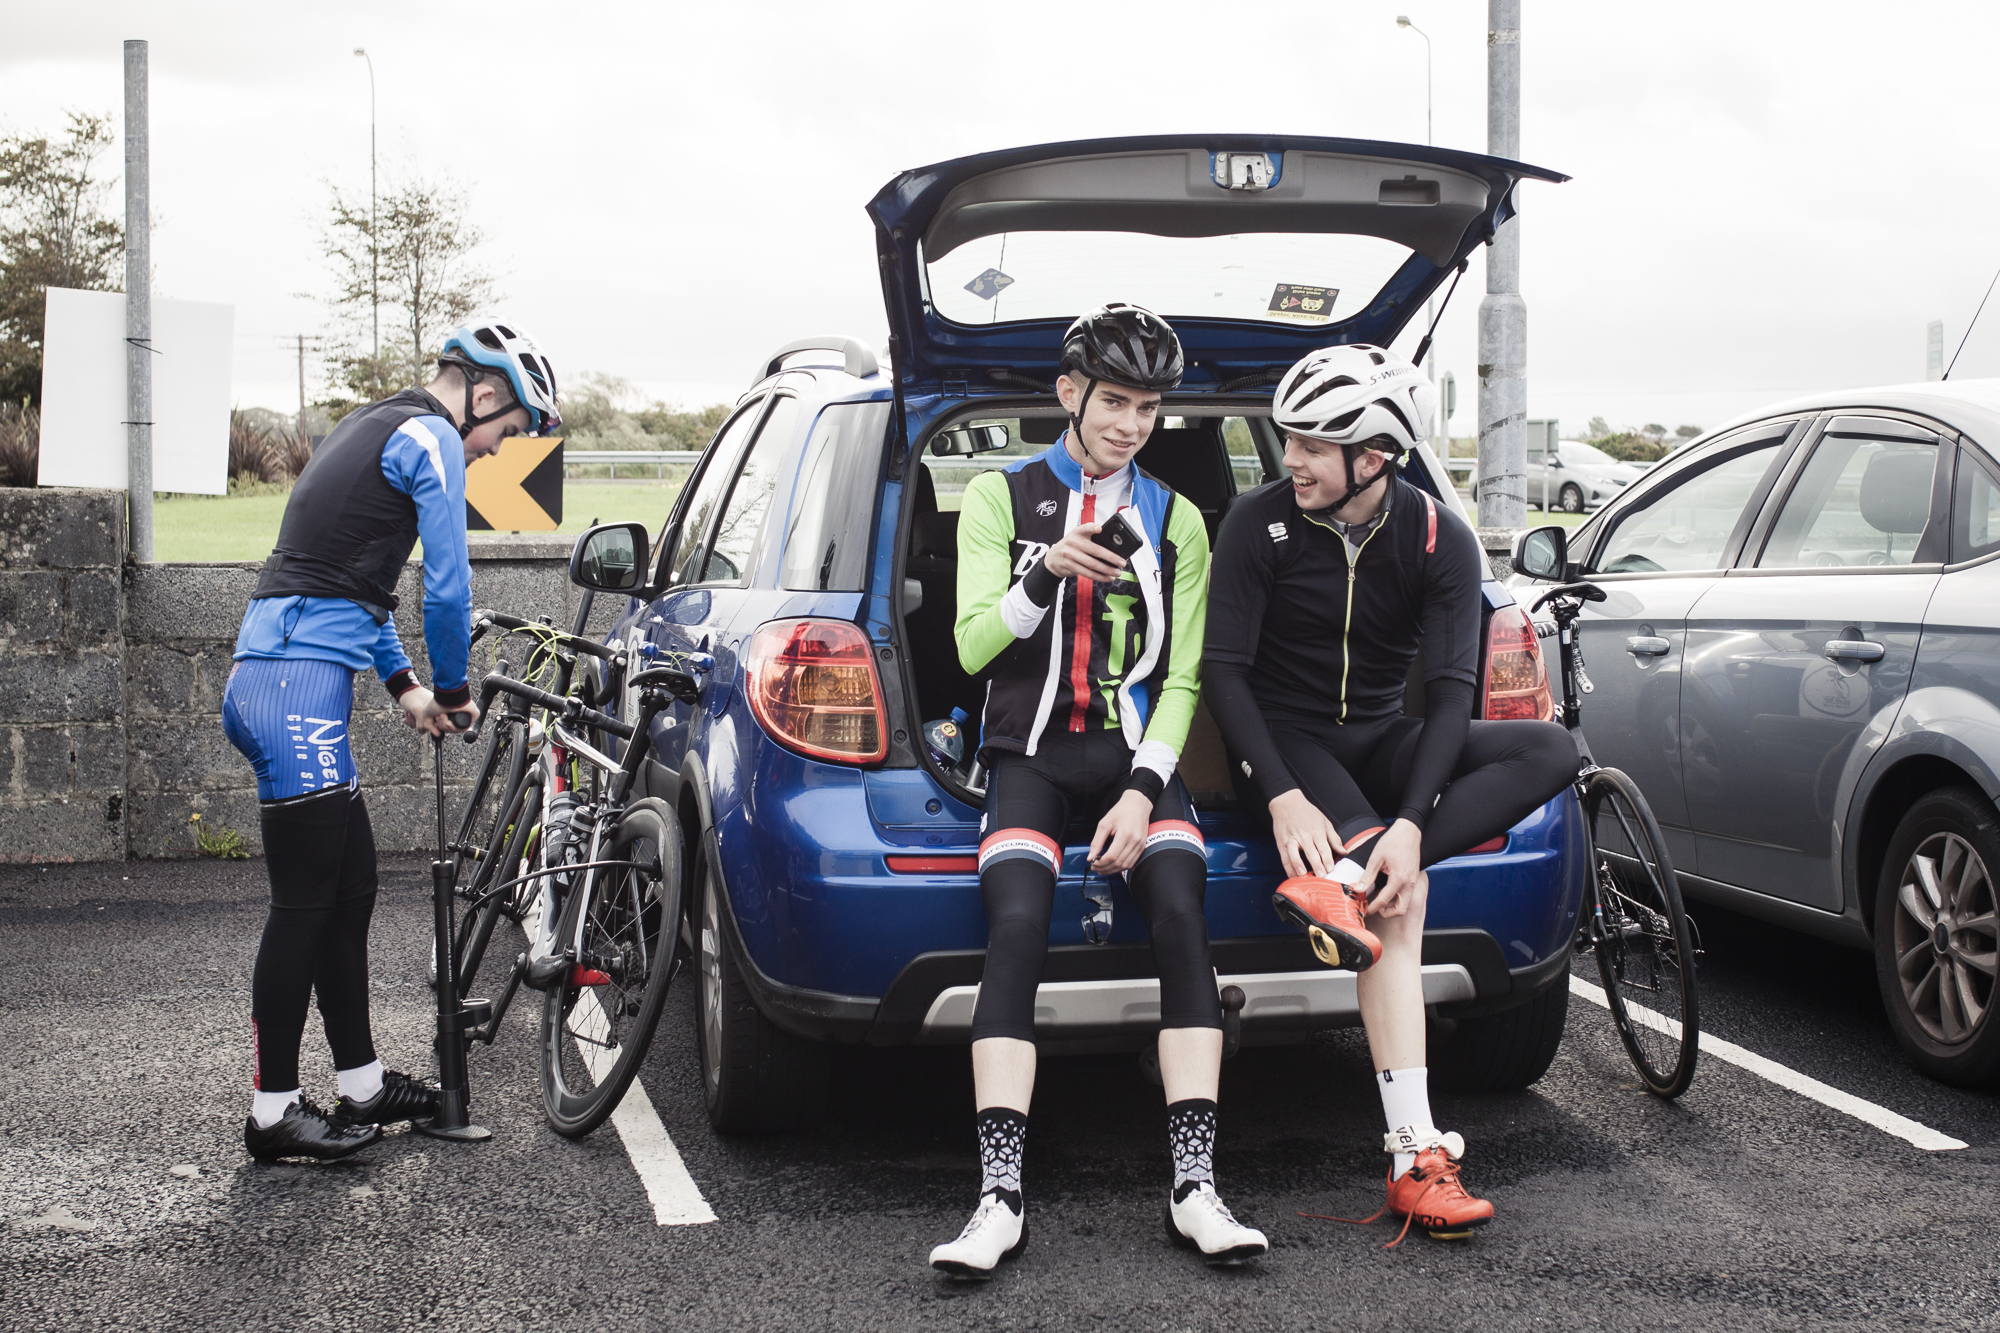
[
  {"xmin": 1482, "ymin": 604, "xmax": 1553, "ymax": 722},
  {"xmin": 743, "ymin": 618, "xmax": 889, "ymax": 764}
]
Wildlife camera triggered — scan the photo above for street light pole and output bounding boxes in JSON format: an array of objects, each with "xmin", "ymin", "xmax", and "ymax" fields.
[
  {"xmin": 1397, "ymin": 15, "xmax": 1441, "ymax": 452},
  {"xmin": 353, "ymin": 49, "xmax": 378, "ymax": 377},
  {"xmin": 1477, "ymin": 0, "xmax": 1527, "ymax": 532}
]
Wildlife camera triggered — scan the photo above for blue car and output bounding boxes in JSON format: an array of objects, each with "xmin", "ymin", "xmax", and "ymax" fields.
[{"xmin": 601, "ymin": 136, "xmax": 1587, "ymax": 1131}]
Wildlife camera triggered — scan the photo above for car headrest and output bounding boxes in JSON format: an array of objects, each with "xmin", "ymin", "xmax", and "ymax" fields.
[{"xmin": 1859, "ymin": 449, "xmax": 1935, "ymax": 535}]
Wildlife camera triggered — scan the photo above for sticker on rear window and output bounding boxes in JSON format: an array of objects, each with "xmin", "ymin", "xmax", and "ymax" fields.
[
  {"xmin": 1267, "ymin": 283, "xmax": 1336, "ymax": 323},
  {"xmin": 964, "ymin": 269, "xmax": 1016, "ymax": 301}
]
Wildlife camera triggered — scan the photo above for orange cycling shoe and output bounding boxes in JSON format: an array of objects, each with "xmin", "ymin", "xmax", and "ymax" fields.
[
  {"xmin": 1271, "ymin": 864, "xmax": 1382, "ymax": 971},
  {"xmin": 1301, "ymin": 1130, "xmax": 1494, "ymax": 1248}
]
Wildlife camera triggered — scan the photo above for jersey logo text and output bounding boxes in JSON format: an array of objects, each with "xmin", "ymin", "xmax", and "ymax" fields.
[
  {"xmin": 1012, "ymin": 540, "xmax": 1051, "ymax": 575},
  {"xmin": 1035, "ymin": 499, "xmax": 1059, "ymax": 517},
  {"xmin": 1268, "ymin": 523, "xmax": 1289, "ymax": 542}
]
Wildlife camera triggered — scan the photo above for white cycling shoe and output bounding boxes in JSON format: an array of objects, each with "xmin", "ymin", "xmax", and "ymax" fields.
[
  {"xmin": 521, "ymin": 886, "xmax": 567, "ymax": 990},
  {"xmin": 1167, "ymin": 1183, "xmax": 1268, "ymax": 1265},
  {"xmin": 929, "ymin": 1194, "xmax": 1027, "ymax": 1279}
]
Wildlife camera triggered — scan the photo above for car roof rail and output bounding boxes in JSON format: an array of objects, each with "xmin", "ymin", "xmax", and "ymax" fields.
[{"xmin": 756, "ymin": 337, "xmax": 879, "ymax": 384}]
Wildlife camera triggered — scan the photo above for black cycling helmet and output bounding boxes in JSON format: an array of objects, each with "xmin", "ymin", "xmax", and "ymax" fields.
[{"xmin": 1059, "ymin": 303, "xmax": 1185, "ymax": 392}]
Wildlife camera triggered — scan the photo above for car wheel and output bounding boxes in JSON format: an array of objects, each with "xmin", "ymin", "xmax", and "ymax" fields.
[
  {"xmin": 1559, "ymin": 483, "xmax": 1585, "ymax": 513},
  {"xmin": 1429, "ymin": 978, "xmax": 1569, "ymax": 1092},
  {"xmin": 694, "ymin": 835, "xmax": 831, "ymax": 1132},
  {"xmin": 1874, "ymin": 787, "xmax": 2000, "ymax": 1086}
]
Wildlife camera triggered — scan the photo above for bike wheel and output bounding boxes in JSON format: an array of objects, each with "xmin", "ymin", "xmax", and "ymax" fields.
[
  {"xmin": 453, "ymin": 719, "xmax": 526, "ymax": 901},
  {"xmin": 455, "ymin": 774, "xmax": 542, "ymax": 996},
  {"xmin": 539, "ymin": 797, "xmax": 684, "ymax": 1138},
  {"xmin": 1582, "ymin": 767, "xmax": 1699, "ymax": 1097}
]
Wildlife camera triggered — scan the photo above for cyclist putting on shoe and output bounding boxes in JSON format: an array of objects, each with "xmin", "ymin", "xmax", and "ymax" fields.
[
  {"xmin": 224, "ymin": 322, "xmax": 561, "ymax": 1162},
  {"xmin": 1202, "ymin": 344, "xmax": 1574, "ymax": 1244},
  {"xmin": 928, "ymin": 304, "xmax": 1266, "ymax": 1279}
]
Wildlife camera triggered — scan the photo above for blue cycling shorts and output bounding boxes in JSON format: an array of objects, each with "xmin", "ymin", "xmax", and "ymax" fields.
[{"xmin": 222, "ymin": 658, "xmax": 358, "ymax": 803}]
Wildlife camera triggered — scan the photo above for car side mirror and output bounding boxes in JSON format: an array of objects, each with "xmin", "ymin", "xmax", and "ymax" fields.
[
  {"xmin": 930, "ymin": 424, "xmax": 1010, "ymax": 457},
  {"xmin": 569, "ymin": 521, "xmax": 650, "ymax": 593},
  {"xmin": 1514, "ymin": 525, "xmax": 1569, "ymax": 582}
]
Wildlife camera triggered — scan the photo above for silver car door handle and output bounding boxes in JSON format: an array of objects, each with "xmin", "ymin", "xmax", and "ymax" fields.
[
  {"xmin": 1824, "ymin": 639, "xmax": 1885, "ymax": 663},
  {"xmin": 1625, "ymin": 636, "xmax": 1671, "ymax": 657}
]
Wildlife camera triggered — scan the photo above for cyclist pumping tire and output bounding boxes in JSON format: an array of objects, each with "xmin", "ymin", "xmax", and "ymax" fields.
[
  {"xmin": 223, "ymin": 322, "xmax": 561, "ymax": 1162},
  {"xmin": 1201, "ymin": 343, "xmax": 1576, "ymax": 1244},
  {"xmin": 927, "ymin": 305, "xmax": 1267, "ymax": 1279}
]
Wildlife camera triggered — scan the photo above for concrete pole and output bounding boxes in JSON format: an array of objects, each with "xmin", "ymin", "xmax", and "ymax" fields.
[
  {"xmin": 297, "ymin": 334, "xmax": 307, "ymax": 439},
  {"xmin": 124, "ymin": 39, "xmax": 152, "ymax": 562},
  {"xmin": 1477, "ymin": 0, "xmax": 1526, "ymax": 532}
]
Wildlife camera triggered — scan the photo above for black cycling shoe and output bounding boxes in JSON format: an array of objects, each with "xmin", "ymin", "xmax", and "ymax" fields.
[
  {"xmin": 245, "ymin": 1098, "xmax": 382, "ymax": 1162},
  {"xmin": 333, "ymin": 1070, "xmax": 442, "ymax": 1126}
]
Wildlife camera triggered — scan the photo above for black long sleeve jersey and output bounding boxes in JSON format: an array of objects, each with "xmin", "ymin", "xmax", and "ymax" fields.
[{"xmin": 1201, "ymin": 475, "xmax": 1487, "ymax": 826}]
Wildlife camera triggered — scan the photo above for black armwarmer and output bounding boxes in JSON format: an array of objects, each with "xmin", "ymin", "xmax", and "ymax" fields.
[
  {"xmin": 1398, "ymin": 677, "xmax": 1475, "ymax": 828},
  {"xmin": 1200, "ymin": 657, "xmax": 1300, "ymax": 806},
  {"xmin": 1019, "ymin": 558, "xmax": 1059, "ymax": 607},
  {"xmin": 383, "ymin": 668, "xmax": 418, "ymax": 701}
]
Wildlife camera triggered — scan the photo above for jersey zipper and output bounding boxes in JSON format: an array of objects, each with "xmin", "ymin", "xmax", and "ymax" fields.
[{"xmin": 1338, "ymin": 522, "xmax": 1386, "ymax": 722}]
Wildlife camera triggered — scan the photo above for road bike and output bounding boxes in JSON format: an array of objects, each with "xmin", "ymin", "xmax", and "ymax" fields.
[
  {"xmin": 443, "ymin": 607, "xmax": 710, "ymax": 1137},
  {"xmin": 1534, "ymin": 580, "xmax": 1702, "ymax": 1098}
]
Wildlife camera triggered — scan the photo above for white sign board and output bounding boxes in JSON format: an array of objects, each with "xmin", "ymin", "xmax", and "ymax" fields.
[{"xmin": 37, "ymin": 287, "xmax": 235, "ymax": 495}]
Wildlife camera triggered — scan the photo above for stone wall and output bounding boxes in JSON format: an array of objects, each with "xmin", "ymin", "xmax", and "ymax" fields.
[
  {"xmin": 2, "ymin": 487, "xmax": 622, "ymax": 862},
  {"xmin": 0, "ymin": 488, "xmax": 128, "ymax": 862}
]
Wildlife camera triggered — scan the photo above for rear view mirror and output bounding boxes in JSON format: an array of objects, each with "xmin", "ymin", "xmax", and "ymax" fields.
[
  {"xmin": 570, "ymin": 521, "xmax": 650, "ymax": 593},
  {"xmin": 930, "ymin": 424, "xmax": 1010, "ymax": 458},
  {"xmin": 1514, "ymin": 526, "xmax": 1568, "ymax": 582}
]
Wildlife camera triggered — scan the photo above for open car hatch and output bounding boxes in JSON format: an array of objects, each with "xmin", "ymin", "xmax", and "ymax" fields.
[{"xmin": 867, "ymin": 134, "xmax": 1566, "ymax": 393}]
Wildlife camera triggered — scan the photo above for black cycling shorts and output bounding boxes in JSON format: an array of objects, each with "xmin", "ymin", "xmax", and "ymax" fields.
[{"xmin": 971, "ymin": 729, "xmax": 1221, "ymax": 1043}]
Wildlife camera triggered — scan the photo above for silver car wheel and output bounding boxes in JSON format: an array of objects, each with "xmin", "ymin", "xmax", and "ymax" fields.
[
  {"xmin": 1892, "ymin": 831, "xmax": 1998, "ymax": 1045},
  {"xmin": 1560, "ymin": 483, "xmax": 1585, "ymax": 513}
]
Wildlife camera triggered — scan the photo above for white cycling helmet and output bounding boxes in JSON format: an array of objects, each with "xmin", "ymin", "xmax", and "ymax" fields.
[
  {"xmin": 1272, "ymin": 343, "xmax": 1435, "ymax": 462},
  {"xmin": 437, "ymin": 321, "xmax": 562, "ymax": 438}
]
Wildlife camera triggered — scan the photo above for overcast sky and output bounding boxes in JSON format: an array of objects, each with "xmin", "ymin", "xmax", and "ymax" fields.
[{"xmin": 7, "ymin": 0, "xmax": 2000, "ymax": 438}]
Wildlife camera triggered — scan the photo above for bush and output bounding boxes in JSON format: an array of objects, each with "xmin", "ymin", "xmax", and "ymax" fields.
[
  {"xmin": 561, "ymin": 372, "xmax": 729, "ymax": 453},
  {"xmin": 0, "ymin": 400, "xmax": 37, "ymax": 486},
  {"xmin": 228, "ymin": 408, "xmax": 312, "ymax": 484},
  {"xmin": 1590, "ymin": 431, "xmax": 1674, "ymax": 464}
]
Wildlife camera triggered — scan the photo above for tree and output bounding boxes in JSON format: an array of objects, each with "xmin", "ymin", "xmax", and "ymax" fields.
[
  {"xmin": 313, "ymin": 168, "xmax": 495, "ymax": 412},
  {"xmin": 1675, "ymin": 424, "xmax": 1702, "ymax": 440},
  {"xmin": 0, "ymin": 112, "xmax": 124, "ymax": 406},
  {"xmin": 1587, "ymin": 416, "xmax": 1611, "ymax": 439}
]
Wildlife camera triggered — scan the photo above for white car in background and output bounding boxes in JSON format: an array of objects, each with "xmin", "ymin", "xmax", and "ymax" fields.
[{"xmin": 1475, "ymin": 438, "xmax": 1651, "ymax": 512}]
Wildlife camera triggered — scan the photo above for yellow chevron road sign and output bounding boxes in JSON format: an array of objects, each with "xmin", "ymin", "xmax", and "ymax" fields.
[{"xmin": 466, "ymin": 437, "xmax": 563, "ymax": 530}]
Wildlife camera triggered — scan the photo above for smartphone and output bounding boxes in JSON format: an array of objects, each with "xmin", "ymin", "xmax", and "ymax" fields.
[{"xmin": 1089, "ymin": 510, "xmax": 1144, "ymax": 560}]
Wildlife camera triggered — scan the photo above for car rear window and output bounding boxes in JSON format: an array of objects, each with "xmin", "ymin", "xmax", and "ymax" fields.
[
  {"xmin": 1952, "ymin": 447, "xmax": 2000, "ymax": 564},
  {"xmin": 778, "ymin": 401, "xmax": 892, "ymax": 591},
  {"xmin": 926, "ymin": 231, "xmax": 1412, "ymax": 329}
]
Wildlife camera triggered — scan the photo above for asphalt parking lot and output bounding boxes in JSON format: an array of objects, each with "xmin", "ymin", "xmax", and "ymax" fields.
[{"xmin": 4, "ymin": 854, "xmax": 1996, "ymax": 1333}]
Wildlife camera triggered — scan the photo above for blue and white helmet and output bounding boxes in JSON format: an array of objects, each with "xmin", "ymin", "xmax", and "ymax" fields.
[{"xmin": 438, "ymin": 321, "xmax": 562, "ymax": 436}]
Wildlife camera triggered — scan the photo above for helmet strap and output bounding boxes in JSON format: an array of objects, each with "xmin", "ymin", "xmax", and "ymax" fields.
[
  {"xmin": 451, "ymin": 364, "xmax": 522, "ymax": 441},
  {"xmin": 1330, "ymin": 443, "xmax": 1396, "ymax": 512},
  {"xmin": 1067, "ymin": 377, "xmax": 1114, "ymax": 476}
]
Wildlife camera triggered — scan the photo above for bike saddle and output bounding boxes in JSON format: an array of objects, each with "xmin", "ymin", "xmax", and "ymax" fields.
[{"xmin": 1531, "ymin": 581, "xmax": 1607, "ymax": 613}]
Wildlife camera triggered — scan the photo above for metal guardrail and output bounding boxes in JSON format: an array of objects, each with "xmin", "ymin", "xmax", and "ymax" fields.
[
  {"xmin": 926, "ymin": 455, "xmax": 1267, "ymax": 485},
  {"xmin": 562, "ymin": 450, "xmax": 703, "ymax": 479}
]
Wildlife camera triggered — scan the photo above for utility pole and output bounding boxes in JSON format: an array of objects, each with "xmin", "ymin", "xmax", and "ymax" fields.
[
  {"xmin": 297, "ymin": 334, "xmax": 308, "ymax": 440},
  {"xmin": 354, "ymin": 49, "xmax": 378, "ymax": 376},
  {"xmin": 124, "ymin": 39, "xmax": 152, "ymax": 562},
  {"xmin": 1477, "ymin": 0, "xmax": 1526, "ymax": 532},
  {"xmin": 1397, "ymin": 13, "xmax": 1439, "ymax": 425}
]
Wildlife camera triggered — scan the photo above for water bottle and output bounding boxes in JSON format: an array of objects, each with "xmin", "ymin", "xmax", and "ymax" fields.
[{"xmin": 924, "ymin": 707, "xmax": 970, "ymax": 772}]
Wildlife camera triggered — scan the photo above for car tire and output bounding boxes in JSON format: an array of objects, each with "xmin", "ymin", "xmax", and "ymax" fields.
[
  {"xmin": 694, "ymin": 834, "xmax": 831, "ymax": 1132},
  {"xmin": 1429, "ymin": 978, "xmax": 1569, "ymax": 1092},
  {"xmin": 1559, "ymin": 483, "xmax": 1585, "ymax": 513},
  {"xmin": 1873, "ymin": 786, "xmax": 2000, "ymax": 1087}
]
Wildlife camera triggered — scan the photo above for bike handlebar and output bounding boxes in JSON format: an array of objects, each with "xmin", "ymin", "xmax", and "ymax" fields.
[
  {"xmin": 473, "ymin": 672, "xmax": 635, "ymax": 742},
  {"xmin": 470, "ymin": 609, "xmax": 618, "ymax": 660}
]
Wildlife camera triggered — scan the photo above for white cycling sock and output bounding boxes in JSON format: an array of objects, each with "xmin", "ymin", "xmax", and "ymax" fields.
[
  {"xmin": 251, "ymin": 1087, "xmax": 302, "ymax": 1129},
  {"xmin": 337, "ymin": 1058, "xmax": 385, "ymax": 1104},
  {"xmin": 1376, "ymin": 1067, "xmax": 1434, "ymax": 1178}
]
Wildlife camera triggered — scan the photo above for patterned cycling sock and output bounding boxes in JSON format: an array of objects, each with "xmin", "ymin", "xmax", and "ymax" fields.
[
  {"xmin": 976, "ymin": 1107, "xmax": 1027, "ymax": 1215},
  {"xmin": 1377, "ymin": 1067, "xmax": 1435, "ymax": 1178},
  {"xmin": 1168, "ymin": 1097, "xmax": 1218, "ymax": 1203}
]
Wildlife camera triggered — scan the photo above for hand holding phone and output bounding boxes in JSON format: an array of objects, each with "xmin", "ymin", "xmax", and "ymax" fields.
[{"xmin": 1089, "ymin": 510, "xmax": 1144, "ymax": 560}]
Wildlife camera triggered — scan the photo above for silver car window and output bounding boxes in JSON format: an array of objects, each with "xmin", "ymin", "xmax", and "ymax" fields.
[
  {"xmin": 1758, "ymin": 434, "xmax": 1938, "ymax": 569},
  {"xmin": 703, "ymin": 397, "xmax": 802, "ymax": 585},
  {"xmin": 1594, "ymin": 443, "xmax": 1785, "ymax": 574},
  {"xmin": 1951, "ymin": 447, "xmax": 2000, "ymax": 564},
  {"xmin": 667, "ymin": 401, "xmax": 765, "ymax": 586}
]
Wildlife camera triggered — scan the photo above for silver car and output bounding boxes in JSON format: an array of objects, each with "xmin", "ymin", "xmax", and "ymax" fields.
[
  {"xmin": 1475, "ymin": 435, "xmax": 1650, "ymax": 513},
  {"xmin": 1510, "ymin": 380, "xmax": 2000, "ymax": 1086}
]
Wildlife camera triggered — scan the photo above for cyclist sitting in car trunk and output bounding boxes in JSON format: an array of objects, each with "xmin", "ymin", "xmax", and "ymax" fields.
[
  {"xmin": 1202, "ymin": 343, "xmax": 1575, "ymax": 1244},
  {"xmin": 928, "ymin": 304, "xmax": 1267, "ymax": 1278},
  {"xmin": 222, "ymin": 322, "xmax": 560, "ymax": 1162}
]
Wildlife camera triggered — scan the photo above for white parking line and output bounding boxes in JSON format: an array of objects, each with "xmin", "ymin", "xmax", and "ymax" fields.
[
  {"xmin": 574, "ymin": 989, "xmax": 718, "ymax": 1225},
  {"xmin": 1568, "ymin": 975, "xmax": 1969, "ymax": 1152}
]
